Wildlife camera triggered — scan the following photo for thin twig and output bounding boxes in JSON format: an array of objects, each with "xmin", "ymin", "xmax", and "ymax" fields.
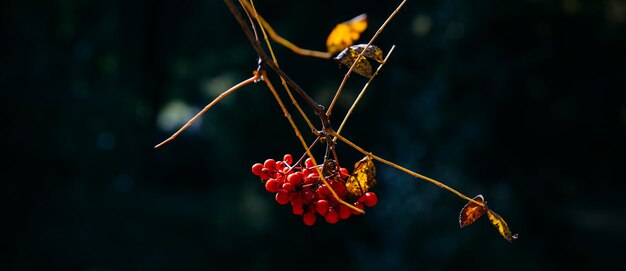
[
  {"xmin": 247, "ymin": 0, "xmax": 318, "ymax": 133},
  {"xmin": 154, "ymin": 75, "xmax": 258, "ymax": 148},
  {"xmin": 335, "ymin": 45, "xmax": 396, "ymax": 137},
  {"xmin": 239, "ymin": 0, "xmax": 332, "ymax": 59},
  {"xmin": 225, "ymin": 0, "xmax": 331, "ymax": 130}
]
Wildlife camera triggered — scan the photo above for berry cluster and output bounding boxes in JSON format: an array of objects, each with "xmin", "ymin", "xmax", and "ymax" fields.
[{"xmin": 251, "ymin": 154, "xmax": 378, "ymax": 226}]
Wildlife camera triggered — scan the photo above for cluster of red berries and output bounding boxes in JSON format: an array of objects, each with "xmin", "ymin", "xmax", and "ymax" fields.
[{"xmin": 251, "ymin": 154, "xmax": 378, "ymax": 226}]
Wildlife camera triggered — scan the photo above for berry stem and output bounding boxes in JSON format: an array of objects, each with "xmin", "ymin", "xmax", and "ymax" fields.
[
  {"xmin": 262, "ymin": 73, "xmax": 365, "ymax": 214},
  {"xmin": 330, "ymin": 130, "xmax": 485, "ymax": 207}
]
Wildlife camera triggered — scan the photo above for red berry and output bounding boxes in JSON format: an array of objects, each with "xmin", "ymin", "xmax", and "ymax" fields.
[
  {"xmin": 265, "ymin": 179, "xmax": 280, "ymax": 193},
  {"xmin": 275, "ymin": 190, "xmax": 289, "ymax": 205},
  {"xmin": 252, "ymin": 163, "xmax": 264, "ymax": 176},
  {"xmin": 291, "ymin": 195, "xmax": 304, "ymax": 214},
  {"xmin": 352, "ymin": 202, "xmax": 365, "ymax": 215},
  {"xmin": 292, "ymin": 203, "xmax": 304, "ymax": 215},
  {"xmin": 362, "ymin": 192, "xmax": 378, "ymax": 207},
  {"xmin": 260, "ymin": 168, "xmax": 271, "ymax": 181},
  {"xmin": 305, "ymin": 158, "xmax": 315, "ymax": 169},
  {"xmin": 339, "ymin": 204, "xmax": 352, "ymax": 219},
  {"xmin": 330, "ymin": 181, "xmax": 347, "ymax": 199},
  {"xmin": 315, "ymin": 200, "xmax": 330, "ymax": 216},
  {"xmin": 302, "ymin": 191, "xmax": 315, "ymax": 204},
  {"xmin": 325, "ymin": 208, "xmax": 339, "ymax": 224},
  {"xmin": 339, "ymin": 167, "xmax": 349, "ymax": 179},
  {"xmin": 289, "ymin": 192, "xmax": 303, "ymax": 205},
  {"xmin": 283, "ymin": 154, "xmax": 293, "ymax": 165},
  {"xmin": 264, "ymin": 159, "xmax": 276, "ymax": 169},
  {"xmin": 276, "ymin": 161, "xmax": 286, "ymax": 171},
  {"xmin": 287, "ymin": 173, "xmax": 302, "ymax": 187},
  {"xmin": 304, "ymin": 173, "xmax": 318, "ymax": 184},
  {"xmin": 275, "ymin": 176, "xmax": 285, "ymax": 186},
  {"xmin": 316, "ymin": 185, "xmax": 330, "ymax": 199},
  {"xmin": 282, "ymin": 182, "xmax": 294, "ymax": 192},
  {"xmin": 303, "ymin": 211, "xmax": 316, "ymax": 226}
]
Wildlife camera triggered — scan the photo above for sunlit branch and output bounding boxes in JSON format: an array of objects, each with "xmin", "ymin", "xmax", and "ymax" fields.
[
  {"xmin": 247, "ymin": 0, "xmax": 318, "ymax": 133},
  {"xmin": 154, "ymin": 75, "xmax": 258, "ymax": 149}
]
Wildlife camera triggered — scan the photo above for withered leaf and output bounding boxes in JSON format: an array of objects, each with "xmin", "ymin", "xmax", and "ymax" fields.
[
  {"xmin": 326, "ymin": 14, "xmax": 368, "ymax": 54},
  {"xmin": 346, "ymin": 156, "xmax": 377, "ymax": 199},
  {"xmin": 459, "ymin": 195, "xmax": 487, "ymax": 228},
  {"xmin": 486, "ymin": 209, "xmax": 518, "ymax": 242},
  {"xmin": 349, "ymin": 44, "xmax": 384, "ymax": 63},
  {"xmin": 334, "ymin": 47, "xmax": 373, "ymax": 78}
]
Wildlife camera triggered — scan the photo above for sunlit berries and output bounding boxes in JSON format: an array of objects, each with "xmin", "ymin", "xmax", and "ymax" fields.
[{"xmin": 251, "ymin": 154, "xmax": 378, "ymax": 226}]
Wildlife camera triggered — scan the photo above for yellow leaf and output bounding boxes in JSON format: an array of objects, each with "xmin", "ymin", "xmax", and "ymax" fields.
[
  {"xmin": 326, "ymin": 14, "xmax": 368, "ymax": 54},
  {"xmin": 459, "ymin": 195, "xmax": 487, "ymax": 228},
  {"xmin": 487, "ymin": 209, "xmax": 518, "ymax": 242},
  {"xmin": 345, "ymin": 156, "xmax": 377, "ymax": 199},
  {"xmin": 334, "ymin": 47, "xmax": 373, "ymax": 78}
]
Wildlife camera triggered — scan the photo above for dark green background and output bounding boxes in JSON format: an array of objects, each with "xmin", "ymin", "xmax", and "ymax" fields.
[{"xmin": 4, "ymin": 0, "xmax": 625, "ymax": 270}]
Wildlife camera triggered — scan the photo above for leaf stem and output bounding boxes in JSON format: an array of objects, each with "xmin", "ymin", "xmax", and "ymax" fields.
[
  {"xmin": 239, "ymin": 0, "xmax": 332, "ymax": 59},
  {"xmin": 330, "ymin": 130, "xmax": 485, "ymax": 207}
]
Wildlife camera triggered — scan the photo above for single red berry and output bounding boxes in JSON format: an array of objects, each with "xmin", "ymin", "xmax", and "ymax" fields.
[
  {"xmin": 362, "ymin": 192, "xmax": 378, "ymax": 207},
  {"xmin": 304, "ymin": 173, "xmax": 318, "ymax": 184},
  {"xmin": 275, "ymin": 190, "xmax": 289, "ymax": 205},
  {"xmin": 252, "ymin": 163, "xmax": 264, "ymax": 176},
  {"xmin": 316, "ymin": 185, "xmax": 330, "ymax": 199},
  {"xmin": 283, "ymin": 154, "xmax": 293, "ymax": 165},
  {"xmin": 339, "ymin": 204, "xmax": 352, "ymax": 219},
  {"xmin": 276, "ymin": 161, "xmax": 286, "ymax": 171},
  {"xmin": 325, "ymin": 208, "xmax": 339, "ymax": 224},
  {"xmin": 303, "ymin": 211, "xmax": 316, "ymax": 226},
  {"xmin": 265, "ymin": 179, "xmax": 280, "ymax": 193},
  {"xmin": 275, "ymin": 176, "xmax": 285, "ymax": 186},
  {"xmin": 287, "ymin": 173, "xmax": 302, "ymax": 187},
  {"xmin": 289, "ymin": 192, "xmax": 303, "ymax": 205},
  {"xmin": 282, "ymin": 182, "xmax": 294, "ymax": 192},
  {"xmin": 302, "ymin": 191, "xmax": 315, "ymax": 204},
  {"xmin": 259, "ymin": 168, "xmax": 271, "ymax": 181},
  {"xmin": 339, "ymin": 167, "xmax": 349, "ymax": 179},
  {"xmin": 330, "ymin": 180, "xmax": 347, "ymax": 199},
  {"xmin": 352, "ymin": 202, "xmax": 365, "ymax": 215},
  {"xmin": 291, "ymin": 200, "xmax": 304, "ymax": 215},
  {"xmin": 304, "ymin": 158, "xmax": 315, "ymax": 169},
  {"xmin": 264, "ymin": 159, "xmax": 276, "ymax": 170},
  {"xmin": 315, "ymin": 200, "xmax": 330, "ymax": 216}
]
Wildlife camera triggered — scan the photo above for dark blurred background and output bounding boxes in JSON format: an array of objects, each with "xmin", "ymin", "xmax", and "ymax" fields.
[{"xmin": 3, "ymin": 0, "xmax": 626, "ymax": 270}]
